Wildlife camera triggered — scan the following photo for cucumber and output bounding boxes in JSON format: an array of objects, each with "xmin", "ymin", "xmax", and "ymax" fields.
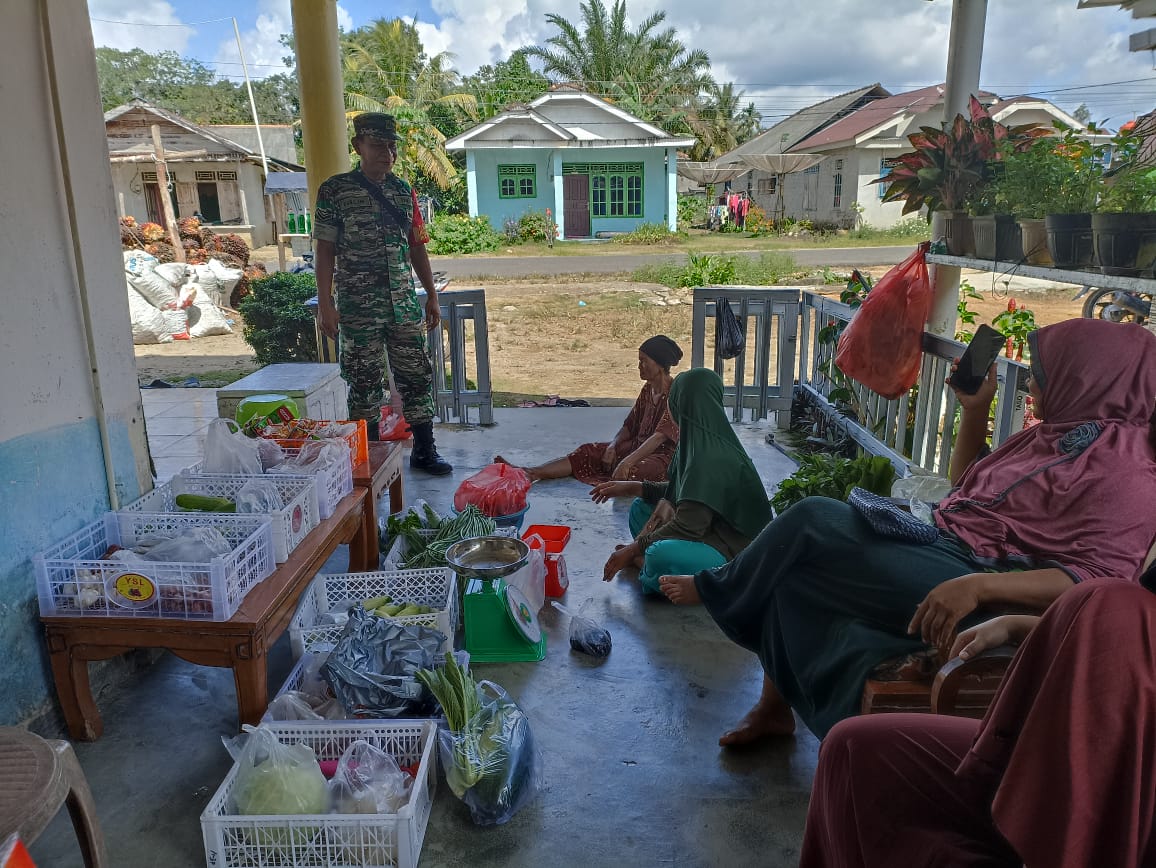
[
  {"xmin": 362, "ymin": 595, "xmax": 392, "ymax": 610},
  {"xmin": 174, "ymin": 494, "xmax": 236, "ymax": 512},
  {"xmin": 395, "ymin": 603, "xmax": 423, "ymax": 618}
]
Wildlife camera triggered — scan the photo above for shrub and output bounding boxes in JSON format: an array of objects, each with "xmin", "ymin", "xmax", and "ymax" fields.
[
  {"xmin": 632, "ymin": 250, "xmax": 799, "ymax": 288},
  {"xmin": 676, "ymin": 194, "xmax": 707, "ymax": 230},
  {"xmin": 516, "ymin": 209, "xmax": 554, "ymax": 242},
  {"xmin": 426, "ymin": 215, "xmax": 503, "ymax": 254},
  {"xmin": 238, "ymin": 271, "xmax": 320, "ymax": 366},
  {"xmin": 732, "ymin": 251, "xmax": 800, "ymax": 285},
  {"xmin": 611, "ymin": 223, "xmax": 684, "ymax": 245}
]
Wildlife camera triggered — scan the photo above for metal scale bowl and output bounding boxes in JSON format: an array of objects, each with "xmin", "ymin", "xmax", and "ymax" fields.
[{"xmin": 445, "ymin": 537, "xmax": 546, "ymax": 663}]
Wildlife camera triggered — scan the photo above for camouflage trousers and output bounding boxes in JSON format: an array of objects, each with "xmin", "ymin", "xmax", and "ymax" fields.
[{"xmin": 338, "ymin": 291, "xmax": 435, "ymax": 426}]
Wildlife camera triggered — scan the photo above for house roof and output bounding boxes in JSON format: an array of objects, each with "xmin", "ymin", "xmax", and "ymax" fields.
[
  {"xmin": 790, "ymin": 84, "xmax": 999, "ymax": 152},
  {"xmin": 986, "ymin": 96, "xmax": 1086, "ymax": 130},
  {"xmin": 445, "ymin": 90, "xmax": 695, "ymax": 151},
  {"xmin": 721, "ymin": 84, "xmax": 891, "ymax": 161}
]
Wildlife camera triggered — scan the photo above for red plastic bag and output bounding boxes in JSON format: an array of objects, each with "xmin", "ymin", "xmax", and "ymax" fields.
[
  {"xmin": 834, "ymin": 242, "xmax": 932, "ymax": 399},
  {"xmin": 453, "ymin": 463, "xmax": 531, "ymax": 517}
]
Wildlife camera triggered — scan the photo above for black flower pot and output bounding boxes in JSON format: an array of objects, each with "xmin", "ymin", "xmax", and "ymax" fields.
[
  {"xmin": 1045, "ymin": 213, "xmax": 1094, "ymax": 269},
  {"xmin": 1092, "ymin": 212, "xmax": 1156, "ymax": 276},
  {"xmin": 972, "ymin": 214, "xmax": 1021, "ymax": 261}
]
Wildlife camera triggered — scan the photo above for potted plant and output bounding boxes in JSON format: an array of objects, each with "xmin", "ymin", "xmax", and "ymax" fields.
[
  {"xmin": 875, "ymin": 96, "xmax": 1046, "ymax": 257},
  {"xmin": 987, "ymin": 137, "xmax": 1061, "ymax": 265},
  {"xmin": 1032, "ymin": 125, "xmax": 1105, "ymax": 268},
  {"xmin": 1093, "ymin": 124, "xmax": 1156, "ymax": 275}
]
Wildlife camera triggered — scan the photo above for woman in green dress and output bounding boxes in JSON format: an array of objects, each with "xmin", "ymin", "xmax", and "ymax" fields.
[{"xmin": 594, "ymin": 367, "xmax": 772, "ymax": 594}]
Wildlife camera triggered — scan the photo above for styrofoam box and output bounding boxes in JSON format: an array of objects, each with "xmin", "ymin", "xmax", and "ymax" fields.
[
  {"xmin": 188, "ymin": 445, "xmax": 353, "ymax": 520},
  {"xmin": 200, "ymin": 720, "xmax": 436, "ymax": 868},
  {"xmin": 290, "ymin": 568, "xmax": 459, "ymax": 658},
  {"xmin": 34, "ymin": 512, "xmax": 275, "ymax": 620},
  {"xmin": 121, "ymin": 474, "xmax": 320, "ymax": 563}
]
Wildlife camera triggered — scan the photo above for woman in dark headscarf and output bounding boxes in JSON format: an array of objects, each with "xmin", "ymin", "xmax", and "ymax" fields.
[
  {"xmin": 660, "ymin": 318, "xmax": 1156, "ymax": 744},
  {"xmin": 496, "ymin": 335, "xmax": 683, "ymax": 484},
  {"xmin": 594, "ymin": 367, "xmax": 772, "ymax": 594}
]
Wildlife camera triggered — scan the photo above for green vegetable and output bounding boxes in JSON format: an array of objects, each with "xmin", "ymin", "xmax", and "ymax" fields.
[
  {"xmin": 421, "ymin": 502, "xmax": 443, "ymax": 529},
  {"xmin": 362, "ymin": 595, "xmax": 392, "ymax": 610},
  {"xmin": 175, "ymin": 493, "xmax": 236, "ymax": 512},
  {"xmin": 232, "ymin": 743, "xmax": 328, "ymax": 815},
  {"xmin": 769, "ymin": 453, "xmax": 896, "ymax": 517},
  {"xmin": 417, "ymin": 653, "xmax": 480, "ymax": 732}
]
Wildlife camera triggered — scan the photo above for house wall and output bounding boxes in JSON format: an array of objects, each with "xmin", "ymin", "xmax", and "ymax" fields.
[
  {"xmin": 110, "ymin": 160, "xmax": 273, "ymax": 247},
  {"xmin": 469, "ymin": 146, "xmax": 672, "ymax": 236},
  {"xmin": 2, "ymin": 0, "xmax": 151, "ymax": 726},
  {"xmin": 856, "ymin": 146, "xmax": 919, "ymax": 229}
]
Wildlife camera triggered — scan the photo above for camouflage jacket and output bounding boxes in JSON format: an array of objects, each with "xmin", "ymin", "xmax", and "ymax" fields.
[{"xmin": 313, "ymin": 169, "xmax": 428, "ymax": 323}]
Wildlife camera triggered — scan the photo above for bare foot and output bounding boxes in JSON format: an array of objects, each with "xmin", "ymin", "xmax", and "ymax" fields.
[
  {"xmin": 493, "ymin": 456, "xmax": 539, "ymax": 482},
  {"xmin": 659, "ymin": 574, "xmax": 701, "ymax": 605},
  {"xmin": 493, "ymin": 455, "xmax": 511, "ymax": 466},
  {"xmin": 718, "ymin": 701, "xmax": 796, "ymax": 746}
]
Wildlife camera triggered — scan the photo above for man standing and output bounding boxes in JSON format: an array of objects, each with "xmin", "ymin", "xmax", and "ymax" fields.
[{"xmin": 313, "ymin": 112, "xmax": 452, "ymax": 476}]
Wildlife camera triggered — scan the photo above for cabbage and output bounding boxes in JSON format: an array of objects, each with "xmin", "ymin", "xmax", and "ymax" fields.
[{"xmin": 231, "ymin": 737, "xmax": 328, "ymax": 815}]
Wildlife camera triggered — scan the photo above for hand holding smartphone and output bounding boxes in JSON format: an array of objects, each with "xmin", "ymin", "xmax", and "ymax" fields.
[{"xmin": 948, "ymin": 324, "xmax": 1006, "ymax": 395}]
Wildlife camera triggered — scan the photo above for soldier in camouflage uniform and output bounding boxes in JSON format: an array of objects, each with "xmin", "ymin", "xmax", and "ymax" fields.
[{"xmin": 313, "ymin": 112, "xmax": 452, "ymax": 475}]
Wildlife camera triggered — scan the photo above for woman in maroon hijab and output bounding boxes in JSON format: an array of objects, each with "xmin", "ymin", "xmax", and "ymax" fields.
[
  {"xmin": 800, "ymin": 576, "xmax": 1156, "ymax": 868},
  {"xmin": 661, "ymin": 318, "xmax": 1156, "ymax": 742}
]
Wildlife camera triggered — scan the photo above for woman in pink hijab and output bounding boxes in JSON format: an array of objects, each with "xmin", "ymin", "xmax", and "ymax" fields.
[{"xmin": 661, "ymin": 318, "xmax": 1156, "ymax": 743}]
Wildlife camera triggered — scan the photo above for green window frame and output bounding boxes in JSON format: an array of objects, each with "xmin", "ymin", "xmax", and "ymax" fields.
[
  {"xmin": 564, "ymin": 162, "xmax": 644, "ymax": 217},
  {"xmin": 498, "ymin": 165, "xmax": 536, "ymax": 199}
]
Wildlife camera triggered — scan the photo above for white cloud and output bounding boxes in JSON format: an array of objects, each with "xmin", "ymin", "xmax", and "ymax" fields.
[
  {"xmin": 89, "ymin": 0, "xmax": 193, "ymax": 54},
  {"xmin": 214, "ymin": 0, "xmax": 354, "ymax": 79},
  {"xmin": 406, "ymin": 0, "xmax": 1155, "ymax": 125}
]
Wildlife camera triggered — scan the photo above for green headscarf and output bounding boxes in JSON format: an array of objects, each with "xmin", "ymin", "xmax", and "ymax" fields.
[{"xmin": 665, "ymin": 368, "xmax": 772, "ymax": 540}]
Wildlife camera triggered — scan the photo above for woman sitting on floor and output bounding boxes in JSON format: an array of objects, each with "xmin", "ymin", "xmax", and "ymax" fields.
[
  {"xmin": 659, "ymin": 318, "xmax": 1156, "ymax": 744},
  {"xmin": 594, "ymin": 367, "xmax": 772, "ymax": 595},
  {"xmin": 496, "ymin": 335, "xmax": 683, "ymax": 484},
  {"xmin": 801, "ymin": 576, "xmax": 1156, "ymax": 868}
]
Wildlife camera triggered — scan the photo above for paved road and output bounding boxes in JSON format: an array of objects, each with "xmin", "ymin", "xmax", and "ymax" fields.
[{"xmin": 431, "ymin": 245, "xmax": 911, "ymax": 279}]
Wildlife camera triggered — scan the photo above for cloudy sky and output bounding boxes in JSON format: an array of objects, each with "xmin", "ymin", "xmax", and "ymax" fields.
[{"xmin": 88, "ymin": 0, "xmax": 1156, "ymax": 128}]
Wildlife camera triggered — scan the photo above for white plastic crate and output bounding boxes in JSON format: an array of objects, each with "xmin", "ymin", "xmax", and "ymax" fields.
[
  {"xmin": 121, "ymin": 474, "xmax": 320, "ymax": 563},
  {"xmin": 200, "ymin": 720, "xmax": 437, "ymax": 868},
  {"xmin": 290, "ymin": 568, "xmax": 458, "ymax": 658},
  {"xmin": 34, "ymin": 512, "xmax": 275, "ymax": 620},
  {"xmin": 188, "ymin": 450, "xmax": 353, "ymax": 520},
  {"xmin": 260, "ymin": 649, "xmax": 469, "ymax": 725}
]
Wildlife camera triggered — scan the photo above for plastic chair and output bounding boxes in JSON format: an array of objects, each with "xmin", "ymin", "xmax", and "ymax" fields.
[{"xmin": 0, "ymin": 728, "xmax": 106, "ymax": 867}]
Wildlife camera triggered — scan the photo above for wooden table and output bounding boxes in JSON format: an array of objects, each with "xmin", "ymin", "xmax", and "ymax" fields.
[
  {"xmin": 352, "ymin": 440, "xmax": 406, "ymax": 569},
  {"xmin": 41, "ymin": 489, "xmax": 368, "ymax": 741}
]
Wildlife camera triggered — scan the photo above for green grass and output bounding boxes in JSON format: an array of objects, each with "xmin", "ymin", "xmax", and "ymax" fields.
[{"xmin": 631, "ymin": 251, "xmax": 802, "ymax": 288}]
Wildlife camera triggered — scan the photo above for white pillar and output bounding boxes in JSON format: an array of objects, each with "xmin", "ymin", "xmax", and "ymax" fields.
[
  {"xmin": 553, "ymin": 151, "xmax": 565, "ymax": 239},
  {"xmin": 666, "ymin": 148, "xmax": 677, "ymax": 231},
  {"xmin": 928, "ymin": 0, "xmax": 988, "ymax": 337},
  {"xmin": 465, "ymin": 151, "xmax": 478, "ymax": 218}
]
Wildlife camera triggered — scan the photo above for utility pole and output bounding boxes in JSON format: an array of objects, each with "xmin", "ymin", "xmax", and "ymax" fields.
[{"xmin": 150, "ymin": 124, "xmax": 185, "ymax": 263}]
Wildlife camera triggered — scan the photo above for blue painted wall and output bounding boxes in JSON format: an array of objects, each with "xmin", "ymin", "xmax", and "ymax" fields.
[
  {"xmin": 0, "ymin": 417, "xmax": 141, "ymax": 724},
  {"xmin": 469, "ymin": 146, "xmax": 672, "ymax": 236}
]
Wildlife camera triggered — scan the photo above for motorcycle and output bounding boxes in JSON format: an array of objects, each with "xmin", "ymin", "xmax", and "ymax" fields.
[{"xmin": 1075, "ymin": 286, "xmax": 1152, "ymax": 326}]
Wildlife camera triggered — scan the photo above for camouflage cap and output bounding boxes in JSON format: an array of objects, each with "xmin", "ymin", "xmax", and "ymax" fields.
[{"xmin": 353, "ymin": 113, "xmax": 400, "ymax": 142}]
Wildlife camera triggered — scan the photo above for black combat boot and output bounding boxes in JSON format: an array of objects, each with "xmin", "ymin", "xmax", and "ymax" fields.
[{"xmin": 409, "ymin": 421, "xmax": 453, "ymax": 475}]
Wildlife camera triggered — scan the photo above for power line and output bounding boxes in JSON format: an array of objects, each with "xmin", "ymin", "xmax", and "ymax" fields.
[{"xmin": 90, "ymin": 15, "xmax": 234, "ymax": 27}]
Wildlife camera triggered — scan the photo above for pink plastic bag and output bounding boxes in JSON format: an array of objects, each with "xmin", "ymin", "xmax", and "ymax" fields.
[
  {"xmin": 835, "ymin": 242, "xmax": 932, "ymax": 399},
  {"xmin": 453, "ymin": 463, "xmax": 531, "ymax": 517}
]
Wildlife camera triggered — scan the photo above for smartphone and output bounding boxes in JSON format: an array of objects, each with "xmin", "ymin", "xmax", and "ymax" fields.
[{"xmin": 949, "ymin": 324, "xmax": 1006, "ymax": 394}]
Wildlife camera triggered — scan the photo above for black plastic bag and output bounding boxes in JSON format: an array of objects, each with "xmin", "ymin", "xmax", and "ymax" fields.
[
  {"xmin": 715, "ymin": 297, "xmax": 745, "ymax": 360},
  {"xmin": 552, "ymin": 602, "xmax": 612, "ymax": 658}
]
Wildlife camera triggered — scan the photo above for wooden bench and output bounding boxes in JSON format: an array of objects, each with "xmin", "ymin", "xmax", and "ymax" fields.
[
  {"xmin": 41, "ymin": 489, "xmax": 369, "ymax": 741},
  {"xmin": 352, "ymin": 440, "xmax": 406, "ymax": 570}
]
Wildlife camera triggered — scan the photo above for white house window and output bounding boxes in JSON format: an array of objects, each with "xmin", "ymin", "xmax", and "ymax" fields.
[
  {"xmin": 833, "ymin": 173, "xmax": 843, "ymax": 209},
  {"xmin": 834, "ymin": 159, "xmax": 844, "ymax": 171},
  {"xmin": 879, "ymin": 157, "xmax": 899, "ymax": 200},
  {"xmin": 498, "ymin": 165, "xmax": 536, "ymax": 199},
  {"xmin": 757, "ymin": 177, "xmax": 777, "ymax": 195}
]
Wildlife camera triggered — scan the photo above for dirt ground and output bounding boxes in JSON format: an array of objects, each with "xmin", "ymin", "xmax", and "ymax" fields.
[{"xmin": 132, "ymin": 268, "xmax": 1087, "ymax": 400}]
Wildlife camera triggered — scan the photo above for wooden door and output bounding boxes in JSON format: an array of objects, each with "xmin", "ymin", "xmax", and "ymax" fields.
[
  {"xmin": 563, "ymin": 174, "xmax": 590, "ymax": 238},
  {"xmin": 175, "ymin": 182, "xmax": 198, "ymax": 219}
]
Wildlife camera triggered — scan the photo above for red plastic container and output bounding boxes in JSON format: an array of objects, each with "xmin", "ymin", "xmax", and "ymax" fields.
[{"xmin": 523, "ymin": 525, "xmax": 571, "ymax": 597}]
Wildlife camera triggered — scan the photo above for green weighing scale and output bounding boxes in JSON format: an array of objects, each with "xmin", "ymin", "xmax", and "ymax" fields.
[{"xmin": 446, "ymin": 536, "xmax": 546, "ymax": 663}]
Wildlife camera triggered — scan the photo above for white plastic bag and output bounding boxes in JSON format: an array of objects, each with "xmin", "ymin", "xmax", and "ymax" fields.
[
  {"xmin": 326, "ymin": 740, "xmax": 412, "ymax": 814},
  {"xmin": 509, "ymin": 539, "xmax": 547, "ymax": 613},
  {"xmin": 154, "ymin": 262, "xmax": 188, "ymax": 287},
  {"xmin": 126, "ymin": 283, "xmax": 173, "ymax": 345},
  {"xmin": 224, "ymin": 724, "xmax": 329, "ymax": 815},
  {"xmin": 270, "ymin": 440, "xmax": 346, "ymax": 475},
  {"xmin": 207, "ymin": 257, "xmax": 243, "ymax": 298},
  {"xmin": 126, "ymin": 253, "xmax": 180, "ymax": 309},
  {"xmin": 257, "ymin": 438, "xmax": 286, "ymax": 471},
  {"xmin": 891, "ymin": 475, "xmax": 954, "ymax": 525},
  {"xmin": 235, "ymin": 478, "xmax": 284, "ymax": 513},
  {"xmin": 202, "ymin": 418, "xmax": 263, "ymax": 475},
  {"xmin": 187, "ymin": 301, "xmax": 233, "ymax": 338},
  {"xmin": 136, "ymin": 526, "xmax": 232, "ymax": 562},
  {"xmin": 190, "ymin": 263, "xmax": 226, "ymax": 307}
]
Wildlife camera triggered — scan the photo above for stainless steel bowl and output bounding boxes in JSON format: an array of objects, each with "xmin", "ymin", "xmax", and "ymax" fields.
[{"xmin": 445, "ymin": 535, "xmax": 530, "ymax": 579}]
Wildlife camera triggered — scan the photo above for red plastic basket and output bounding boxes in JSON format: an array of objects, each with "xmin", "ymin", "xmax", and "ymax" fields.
[
  {"xmin": 524, "ymin": 525, "xmax": 571, "ymax": 597},
  {"xmin": 265, "ymin": 419, "xmax": 369, "ymax": 466}
]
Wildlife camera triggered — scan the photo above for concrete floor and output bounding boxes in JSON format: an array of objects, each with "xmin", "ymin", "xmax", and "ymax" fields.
[{"xmin": 30, "ymin": 401, "xmax": 814, "ymax": 868}]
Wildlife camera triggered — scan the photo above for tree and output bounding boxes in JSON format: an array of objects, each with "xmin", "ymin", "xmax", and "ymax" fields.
[
  {"xmin": 464, "ymin": 50, "xmax": 551, "ymax": 119},
  {"xmin": 687, "ymin": 81, "xmax": 763, "ymax": 161},
  {"xmin": 341, "ymin": 18, "xmax": 477, "ymax": 191},
  {"xmin": 1072, "ymin": 103, "xmax": 1093, "ymax": 127},
  {"xmin": 524, "ymin": 0, "xmax": 711, "ymax": 127}
]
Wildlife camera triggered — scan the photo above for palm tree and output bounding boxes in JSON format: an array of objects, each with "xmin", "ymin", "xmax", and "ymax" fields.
[
  {"xmin": 342, "ymin": 18, "xmax": 478, "ymax": 190},
  {"xmin": 686, "ymin": 82, "xmax": 762, "ymax": 161},
  {"xmin": 525, "ymin": 0, "xmax": 710, "ymax": 126}
]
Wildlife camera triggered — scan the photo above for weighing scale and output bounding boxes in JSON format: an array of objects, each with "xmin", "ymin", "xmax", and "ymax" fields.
[{"xmin": 446, "ymin": 537, "xmax": 546, "ymax": 663}]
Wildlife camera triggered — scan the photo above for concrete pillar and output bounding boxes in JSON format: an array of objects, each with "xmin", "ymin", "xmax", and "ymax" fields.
[
  {"xmin": 928, "ymin": 0, "xmax": 988, "ymax": 337},
  {"xmin": 290, "ymin": 0, "xmax": 348, "ymax": 208},
  {"xmin": 553, "ymin": 151, "xmax": 565, "ymax": 238},
  {"xmin": 466, "ymin": 151, "xmax": 478, "ymax": 218},
  {"xmin": 666, "ymin": 148, "xmax": 677, "ymax": 231}
]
